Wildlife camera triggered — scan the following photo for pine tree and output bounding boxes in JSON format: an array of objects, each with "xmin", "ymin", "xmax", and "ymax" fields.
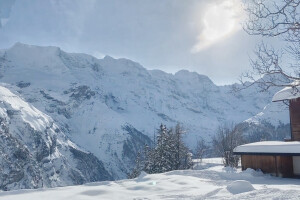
[
  {"xmin": 155, "ymin": 124, "xmax": 172, "ymax": 172},
  {"xmin": 128, "ymin": 151, "xmax": 143, "ymax": 179},
  {"xmin": 173, "ymin": 123, "xmax": 192, "ymax": 170},
  {"xmin": 130, "ymin": 123, "xmax": 193, "ymax": 176},
  {"xmin": 144, "ymin": 144, "xmax": 156, "ymax": 174}
]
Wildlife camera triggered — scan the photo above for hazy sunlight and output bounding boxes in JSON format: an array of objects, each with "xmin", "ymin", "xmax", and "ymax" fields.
[{"xmin": 191, "ymin": 0, "xmax": 244, "ymax": 53}]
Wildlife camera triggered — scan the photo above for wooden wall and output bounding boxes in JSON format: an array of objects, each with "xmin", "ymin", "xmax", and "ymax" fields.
[
  {"xmin": 290, "ymin": 98, "xmax": 300, "ymax": 141},
  {"xmin": 241, "ymin": 155, "xmax": 294, "ymax": 178}
]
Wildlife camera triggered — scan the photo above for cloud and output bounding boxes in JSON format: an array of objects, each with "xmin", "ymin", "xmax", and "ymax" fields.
[{"xmin": 191, "ymin": 0, "xmax": 244, "ymax": 53}]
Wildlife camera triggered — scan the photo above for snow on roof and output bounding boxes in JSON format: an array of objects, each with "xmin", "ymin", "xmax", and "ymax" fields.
[
  {"xmin": 272, "ymin": 83, "xmax": 300, "ymax": 102},
  {"xmin": 234, "ymin": 141, "xmax": 300, "ymax": 154}
]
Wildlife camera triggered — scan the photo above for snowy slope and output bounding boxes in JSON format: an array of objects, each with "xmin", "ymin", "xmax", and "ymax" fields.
[
  {"xmin": 0, "ymin": 43, "xmax": 289, "ymax": 180},
  {"xmin": 245, "ymin": 102, "xmax": 289, "ymax": 126},
  {"xmin": 1, "ymin": 158, "xmax": 300, "ymax": 200},
  {"xmin": 0, "ymin": 84, "xmax": 112, "ymax": 190}
]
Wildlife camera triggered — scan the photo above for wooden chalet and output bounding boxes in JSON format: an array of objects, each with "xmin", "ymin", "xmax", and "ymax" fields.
[{"xmin": 234, "ymin": 85, "xmax": 300, "ymax": 178}]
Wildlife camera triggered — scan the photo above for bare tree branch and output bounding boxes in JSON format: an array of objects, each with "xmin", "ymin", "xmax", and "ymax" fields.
[{"xmin": 236, "ymin": 0, "xmax": 300, "ymax": 92}]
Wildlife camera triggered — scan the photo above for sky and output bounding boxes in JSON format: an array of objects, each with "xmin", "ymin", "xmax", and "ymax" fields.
[{"xmin": 0, "ymin": 0, "xmax": 265, "ymax": 85}]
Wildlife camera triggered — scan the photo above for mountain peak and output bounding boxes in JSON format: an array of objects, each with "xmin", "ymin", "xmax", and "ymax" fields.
[
  {"xmin": 174, "ymin": 69, "xmax": 214, "ymax": 85},
  {"xmin": 7, "ymin": 42, "xmax": 62, "ymax": 64},
  {"xmin": 10, "ymin": 42, "xmax": 61, "ymax": 53},
  {"xmin": 103, "ymin": 55, "xmax": 114, "ymax": 61}
]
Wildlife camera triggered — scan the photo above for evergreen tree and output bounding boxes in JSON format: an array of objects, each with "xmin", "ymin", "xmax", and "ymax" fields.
[
  {"xmin": 174, "ymin": 123, "xmax": 193, "ymax": 170},
  {"xmin": 129, "ymin": 123, "xmax": 193, "ymax": 178},
  {"xmin": 154, "ymin": 124, "xmax": 173, "ymax": 172},
  {"xmin": 128, "ymin": 151, "xmax": 143, "ymax": 179},
  {"xmin": 143, "ymin": 144, "xmax": 156, "ymax": 174}
]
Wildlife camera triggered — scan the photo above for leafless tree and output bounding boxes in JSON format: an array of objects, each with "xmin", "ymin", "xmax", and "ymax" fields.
[
  {"xmin": 195, "ymin": 137, "xmax": 208, "ymax": 163},
  {"xmin": 236, "ymin": 0, "xmax": 300, "ymax": 92},
  {"xmin": 212, "ymin": 124, "xmax": 244, "ymax": 168}
]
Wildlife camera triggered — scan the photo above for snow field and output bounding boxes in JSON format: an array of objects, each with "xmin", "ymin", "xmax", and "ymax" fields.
[{"xmin": 1, "ymin": 158, "xmax": 300, "ymax": 199}]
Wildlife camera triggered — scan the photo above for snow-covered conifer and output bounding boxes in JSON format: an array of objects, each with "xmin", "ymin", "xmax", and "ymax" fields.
[{"xmin": 131, "ymin": 123, "xmax": 192, "ymax": 175}]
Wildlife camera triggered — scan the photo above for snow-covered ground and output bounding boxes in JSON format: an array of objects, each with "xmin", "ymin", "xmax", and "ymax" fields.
[{"xmin": 1, "ymin": 158, "xmax": 300, "ymax": 200}]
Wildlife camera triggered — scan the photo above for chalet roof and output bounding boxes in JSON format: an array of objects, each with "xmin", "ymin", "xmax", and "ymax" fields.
[
  {"xmin": 272, "ymin": 83, "xmax": 300, "ymax": 102},
  {"xmin": 234, "ymin": 141, "xmax": 300, "ymax": 156}
]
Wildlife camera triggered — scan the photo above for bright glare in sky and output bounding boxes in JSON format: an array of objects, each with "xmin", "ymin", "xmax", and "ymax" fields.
[{"xmin": 192, "ymin": 0, "xmax": 244, "ymax": 53}]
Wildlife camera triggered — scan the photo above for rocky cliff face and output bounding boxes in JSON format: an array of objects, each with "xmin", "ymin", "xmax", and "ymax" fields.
[
  {"xmin": 0, "ymin": 43, "xmax": 289, "ymax": 183},
  {"xmin": 0, "ymin": 86, "xmax": 112, "ymax": 190}
]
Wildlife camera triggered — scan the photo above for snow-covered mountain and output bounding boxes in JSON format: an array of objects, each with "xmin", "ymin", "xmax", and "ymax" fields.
[
  {"xmin": 0, "ymin": 85, "xmax": 112, "ymax": 191},
  {"xmin": 0, "ymin": 43, "xmax": 289, "ymax": 183}
]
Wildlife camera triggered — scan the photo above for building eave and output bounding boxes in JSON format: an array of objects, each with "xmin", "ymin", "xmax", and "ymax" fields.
[{"xmin": 234, "ymin": 152, "xmax": 300, "ymax": 156}]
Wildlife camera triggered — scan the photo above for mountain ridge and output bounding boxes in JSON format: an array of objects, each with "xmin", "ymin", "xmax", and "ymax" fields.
[{"xmin": 0, "ymin": 42, "xmax": 289, "ymax": 182}]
